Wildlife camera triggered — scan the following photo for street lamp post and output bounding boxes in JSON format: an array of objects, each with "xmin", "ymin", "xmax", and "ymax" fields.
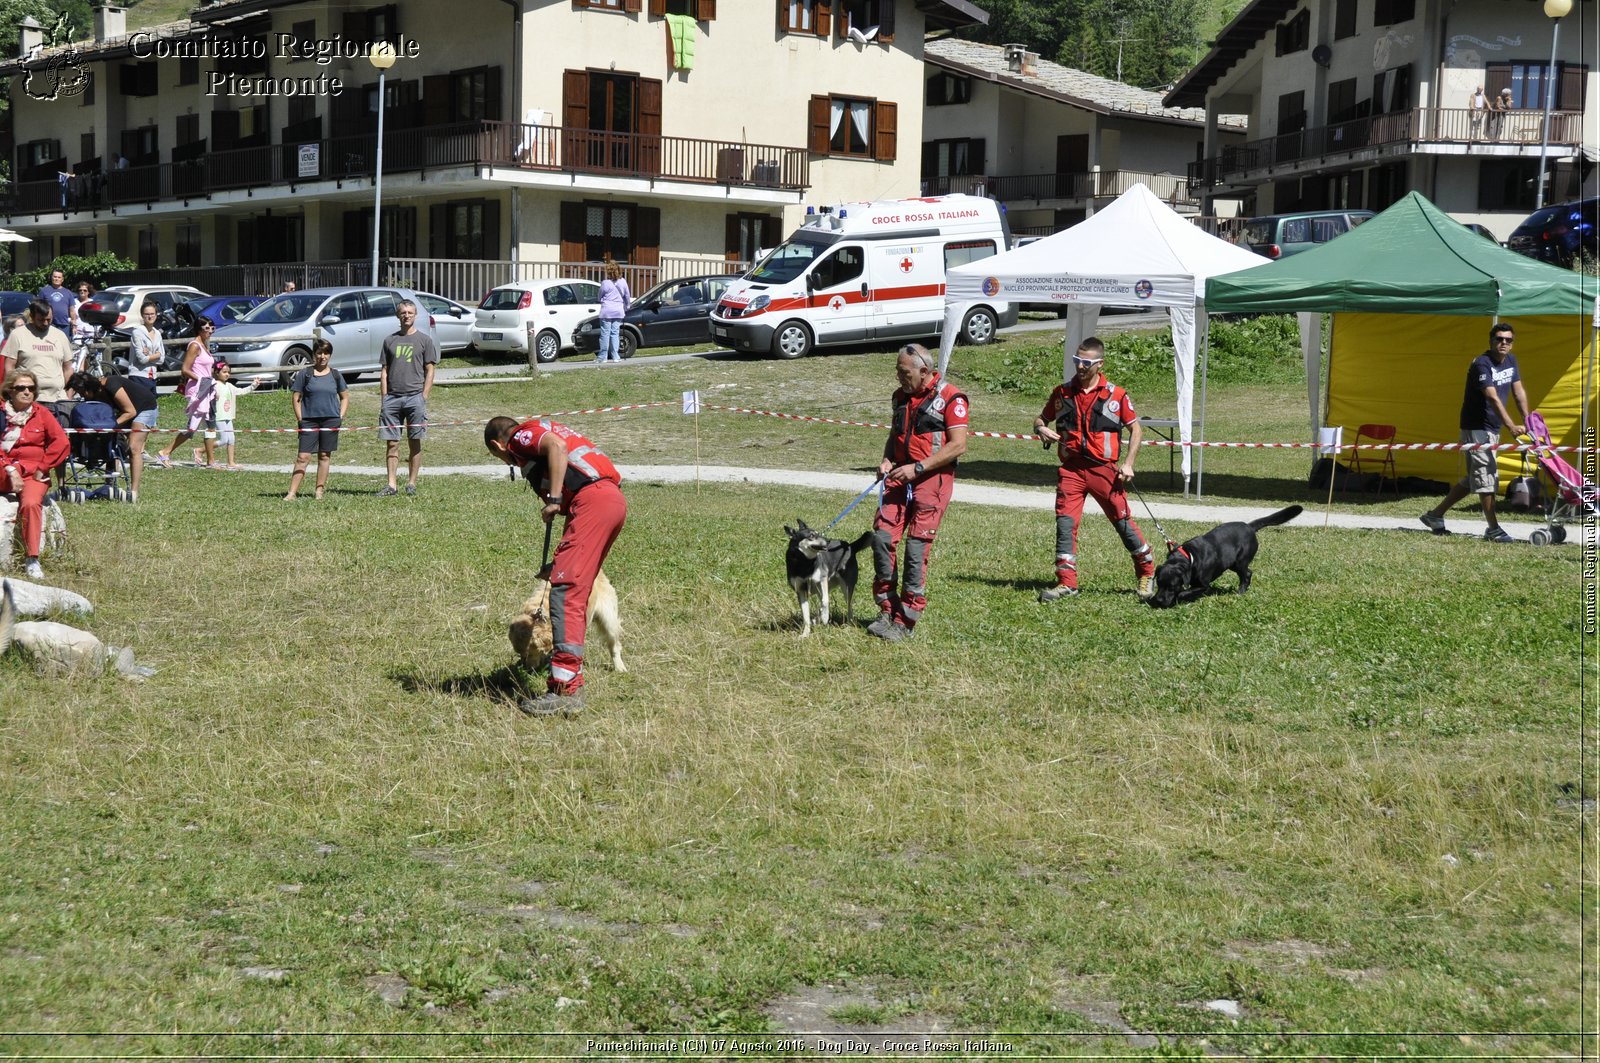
[
  {"xmin": 1534, "ymin": 0, "xmax": 1572, "ymax": 210},
  {"xmin": 369, "ymin": 41, "xmax": 397, "ymax": 285}
]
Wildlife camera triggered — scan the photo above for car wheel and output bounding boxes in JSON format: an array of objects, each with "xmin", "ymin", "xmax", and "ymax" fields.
[
  {"xmin": 619, "ymin": 330, "xmax": 638, "ymax": 359},
  {"xmin": 772, "ymin": 321, "xmax": 813, "ymax": 360},
  {"xmin": 279, "ymin": 346, "xmax": 311, "ymax": 385},
  {"xmin": 961, "ymin": 306, "xmax": 998, "ymax": 345},
  {"xmin": 534, "ymin": 329, "xmax": 561, "ymax": 364}
]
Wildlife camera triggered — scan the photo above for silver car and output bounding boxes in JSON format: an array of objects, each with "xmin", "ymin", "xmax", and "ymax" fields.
[
  {"xmin": 416, "ymin": 292, "xmax": 473, "ymax": 352},
  {"xmin": 210, "ymin": 286, "xmax": 437, "ymax": 381}
]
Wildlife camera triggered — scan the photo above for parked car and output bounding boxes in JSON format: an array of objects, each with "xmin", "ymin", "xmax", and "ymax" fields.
[
  {"xmin": 1460, "ymin": 222, "xmax": 1499, "ymax": 243},
  {"xmin": 97, "ymin": 284, "xmax": 209, "ymax": 334},
  {"xmin": 1243, "ymin": 210, "xmax": 1374, "ymax": 259},
  {"xmin": 0, "ymin": 291, "xmax": 34, "ymax": 318},
  {"xmin": 209, "ymin": 286, "xmax": 438, "ymax": 382},
  {"xmin": 572, "ymin": 274, "xmax": 742, "ymax": 358},
  {"xmin": 188, "ymin": 294, "xmax": 269, "ymax": 330},
  {"xmin": 416, "ymin": 291, "xmax": 474, "ymax": 352},
  {"xmin": 471, "ymin": 279, "xmax": 602, "ymax": 363},
  {"xmin": 1507, "ymin": 197, "xmax": 1599, "ymax": 267}
]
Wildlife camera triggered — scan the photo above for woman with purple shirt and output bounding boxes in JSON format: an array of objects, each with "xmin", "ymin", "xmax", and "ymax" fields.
[{"xmin": 597, "ymin": 260, "xmax": 631, "ymax": 364}]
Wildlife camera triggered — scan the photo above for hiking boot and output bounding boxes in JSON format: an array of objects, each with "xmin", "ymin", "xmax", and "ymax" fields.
[
  {"xmin": 1136, "ymin": 574, "xmax": 1156, "ymax": 600},
  {"xmin": 377, "ymin": 485, "xmax": 399, "ymax": 497},
  {"xmin": 1038, "ymin": 584, "xmax": 1079, "ymax": 603},
  {"xmin": 1419, "ymin": 512, "xmax": 1446, "ymax": 534},
  {"xmin": 23, "ymin": 559, "xmax": 43, "ymax": 581},
  {"xmin": 1484, "ymin": 526, "xmax": 1514, "ymax": 544},
  {"xmin": 518, "ymin": 689, "xmax": 585, "ymax": 718},
  {"xmin": 866, "ymin": 613, "xmax": 895, "ymax": 636},
  {"xmin": 873, "ymin": 620, "xmax": 912, "ymax": 642}
]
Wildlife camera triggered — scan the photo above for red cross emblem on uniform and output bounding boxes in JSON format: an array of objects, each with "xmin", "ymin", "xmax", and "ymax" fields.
[{"xmin": 899, "ymin": 257, "xmax": 914, "ymax": 272}]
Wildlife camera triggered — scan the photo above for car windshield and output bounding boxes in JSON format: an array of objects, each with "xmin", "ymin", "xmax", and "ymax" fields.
[
  {"xmin": 748, "ymin": 234, "xmax": 836, "ymax": 284},
  {"xmin": 241, "ymin": 294, "xmax": 323, "ymax": 324},
  {"xmin": 107, "ymin": 292, "xmax": 136, "ymax": 312},
  {"xmin": 481, "ymin": 288, "xmax": 528, "ymax": 310}
]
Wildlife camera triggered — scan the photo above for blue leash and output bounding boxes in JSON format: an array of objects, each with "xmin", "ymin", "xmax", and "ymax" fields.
[{"xmin": 825, "ymin": 475, "xmax": 886, "ymax": 532}]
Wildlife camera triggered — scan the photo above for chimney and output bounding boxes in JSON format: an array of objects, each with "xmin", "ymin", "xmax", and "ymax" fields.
[
  {"xmin": 1021, "ymin": 50, "xmax": 1039, "ymax": 76},
  {"xmin": 1003, "ymin": 43, "xmax": 1026, "ymax": 72},
  {"xmin": 94, "ymin": 4, "xmax": 127, "ymax": 42},
  {"xmin": 18, "ymin": 15, "xmax": 42, "ymax": 59}
]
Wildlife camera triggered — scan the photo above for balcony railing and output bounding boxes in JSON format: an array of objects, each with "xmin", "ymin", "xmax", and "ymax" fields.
[
  {"xmin": 923, "ymin": 168, "xmax": 1194, "ymax": 205},
  {"xmin": 2, "ymin": 120, "xmax": 809, "ymax": 216},
  {"xmin": 1189, "ymin": 107, "xmax": 1586, "ymax": 187}
]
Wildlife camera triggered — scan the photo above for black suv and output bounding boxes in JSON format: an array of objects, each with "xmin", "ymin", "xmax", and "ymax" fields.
[
  {"xmin": 572, "ymin": 274, "xmax": 742, "ymax": 358},
  {"xmin": 1506, "ymin": 197, "xmax": 1599, "ymax": 267}
]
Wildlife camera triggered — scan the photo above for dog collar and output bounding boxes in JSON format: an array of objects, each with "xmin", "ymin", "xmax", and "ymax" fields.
[{"xmin": 1170, "ymin": 544, "xmax": 1190, "ymax": 561}]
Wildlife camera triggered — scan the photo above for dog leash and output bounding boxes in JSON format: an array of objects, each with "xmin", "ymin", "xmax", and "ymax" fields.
[
  {"xmin": 824, "ymin": 474, "xmax": 886, "ymax": 532},
  {"xmin": 1125, "ymin": 478, "xmax": 1182, "ymax": 554}
]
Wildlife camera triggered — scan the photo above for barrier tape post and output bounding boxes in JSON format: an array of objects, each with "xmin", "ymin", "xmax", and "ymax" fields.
[
  {"xmin": 1318, "ymin": 425, "xmax": 1343, "ymax": 528},
  {"xmin": 683, "ymin": 389, "xmax": 702, "ymax": 492}
]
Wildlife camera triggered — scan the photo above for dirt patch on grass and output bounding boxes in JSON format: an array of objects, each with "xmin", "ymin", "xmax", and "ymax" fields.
[
  {"xmin": 1224, "ymin": 939, "xmax": 1385, "ymax": 984},
  {"xmin": 764, "ymin": 983, "xmax": 951, "ymax": 1051},
  {"xmin": 1050, "ymin": 975, "xmax": 1157, "ymax": 1048}
]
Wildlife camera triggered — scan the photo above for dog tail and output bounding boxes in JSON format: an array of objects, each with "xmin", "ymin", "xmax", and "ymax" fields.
[
  {"xmin": 849, "ymin": 530, "xmax": 875, "ymax": 553},
  {"xmin": 1249, "ymin": 505, "xmax": 1304, "ymax": 530},
  {"xmin": 0, "ymin": 580, "xmax": 14, "ymax": 657}
]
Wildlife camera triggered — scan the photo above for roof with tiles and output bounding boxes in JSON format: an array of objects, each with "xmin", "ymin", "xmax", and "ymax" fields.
[{"xmin": 925, "ymin": 37, "xmax": 1247, "ymax": 130}]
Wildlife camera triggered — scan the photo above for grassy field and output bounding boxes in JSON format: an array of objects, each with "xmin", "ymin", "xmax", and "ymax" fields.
[{"xmin": 1, "ymin": 339, "xmax": 1592, "ymax": 1058}]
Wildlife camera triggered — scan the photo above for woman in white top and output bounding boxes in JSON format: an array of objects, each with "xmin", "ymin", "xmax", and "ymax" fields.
[
  {"xmin": 70, "ymin": 281, "xmax": 98, "ymax": 367},
  {"xmin": 128, "ymin": 301, "xmax": 165, "ymax": 384}
]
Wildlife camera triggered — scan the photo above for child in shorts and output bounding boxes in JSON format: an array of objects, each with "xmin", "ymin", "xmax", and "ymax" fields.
[{"xmin": 206, "ymin": 360, "xmax": 268, "ymax": 470}]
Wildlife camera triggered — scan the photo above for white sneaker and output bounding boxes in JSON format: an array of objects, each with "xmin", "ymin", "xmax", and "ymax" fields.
[{"xmin": 23, "ymin": 559, "xmax": 44, "ymax": 580}]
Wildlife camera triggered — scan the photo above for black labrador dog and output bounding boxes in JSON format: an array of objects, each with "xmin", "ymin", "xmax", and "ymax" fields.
[{"xmin": 1148, "ymin": 505, "xmax": 1302, "ymax": 609}]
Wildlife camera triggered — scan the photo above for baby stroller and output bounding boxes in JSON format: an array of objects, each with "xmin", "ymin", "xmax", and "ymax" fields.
[
  {"xmin": 1518, "ymin": 411, "xmax": 1598, "ymax": 546},
  {"xmin": 61, "ymin": 398, "xmax": 132, "ymax": 503}
]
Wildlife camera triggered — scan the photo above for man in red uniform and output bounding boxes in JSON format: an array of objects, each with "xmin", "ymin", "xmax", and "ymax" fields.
[
  {"xmin": 1033, "ymin": 337, "xmax": 1156, "ymax": 601},
  {"xmin": 869, "ymin": 343, "xmax": 968, "ymax": 642},
  {"xmin": 485, "ymin": 415, "xmax": 627, "ymax": 716}
]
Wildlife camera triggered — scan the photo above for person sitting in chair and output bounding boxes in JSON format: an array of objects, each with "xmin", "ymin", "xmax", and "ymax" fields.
[{"xmin": 0, "ymin": 372, "xmax": 69, "ymax": 580}]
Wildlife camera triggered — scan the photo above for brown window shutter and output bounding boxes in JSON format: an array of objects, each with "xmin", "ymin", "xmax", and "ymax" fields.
[
  {"xmin": 877, "ymin": 0, "xmax": 895, "ymax": 41},
  {"xmin": 816, "ymin": 0, "xmax": 830, "ymax": 35},
  {"xmin": 873, "ymin": 100, "xmax": 897, "ymax": 161},
  {"xmin": 1484, "ymin": 64, "xmax": 1510, "ymax": 100},
  {"xmin": 624, "ymin": 0, "xmax": 643, "ymax": 10},
  {"xmin": 762, "ymin": 215, "xmax": 783, "ymax": 248},
  {"xmin": 485, "ymin": 66, "xmax": 503, "ymax": 121},
  {"xmin": 482, "ymin": 198, "xmax": 501, "ymax": 258},
  {"xmin": 776, "ymin": 0, "xmax": 785, "ymax": 33},
  {"xmin": 809, "ymin": 95, "xmax": 831, "ymax": 154},
  {"xmin": 649, "ymin": 0, "xmax": 666, "ymax": 14},
  {"xmin": 636, "ymin": 206, "xmax": 661, "ymax": 268},
  {"xmin": 560, "ymin": 201, "xmax": 586, "ymax": 264},
  {"xmin": 422, "ymin": 74, "xmax": 451, "ymax": 127},
  {"xmin": 563, "ymin": 69, "xmax": 589, "ymax": 127},
  {"xmin": 639, "ymin": 77, "xmax": 663, "ymax": 175},
  {"xmin": 697, "ymin": 0, "xmax": 715, "ymax": 19},
  {"xmin": 725, "ymin": 214, "xmax": 741, "ymax": 260},
  {"xmin": 429, "ymin": 203, "xmax": 447, "ymax": 258},
  {"xmin": 1559, "ymin": 63, "xmax": 1588, "ymax": 111}
]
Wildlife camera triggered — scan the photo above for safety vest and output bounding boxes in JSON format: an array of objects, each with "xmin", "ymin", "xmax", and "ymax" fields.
[
  {"xmin": 507, "ymin": 419, "xmax": 622, "ymax": 508},
  {"xmin": 1048, "ymin": 379, "xmax": 1134, "ymax": 464},
  {"xmin": 888, "ymin": 377, "xmax": 968, "ymax": 466}
]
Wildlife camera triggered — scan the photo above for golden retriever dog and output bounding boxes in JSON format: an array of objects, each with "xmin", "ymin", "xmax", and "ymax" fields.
[{"xmin": 508, "ymin": 570, "xmax": 626, "ymax": 673}]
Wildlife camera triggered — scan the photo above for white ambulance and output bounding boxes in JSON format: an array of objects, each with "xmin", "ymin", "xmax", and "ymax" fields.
[{"xmin": 709, "ymin": 194, "xmax": 1016, "ymax": 359}]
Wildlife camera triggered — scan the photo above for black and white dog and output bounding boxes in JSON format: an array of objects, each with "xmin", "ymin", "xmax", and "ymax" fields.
[
  {"xmin": 1148, "ymin": 505, "xmax": 1303, "ymax": 609},
  {"xmin": 785, "ymin": 520, "xmax": 874, "ymax": 637}
]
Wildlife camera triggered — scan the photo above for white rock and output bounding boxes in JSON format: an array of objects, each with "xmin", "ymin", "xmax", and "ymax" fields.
[
  {"xmin": 1204, "ymin": 999, "xmax": 1243, "ymax": 1018},
  {"xmin": 1441, "ymin": 853, "xmax": 1460, "ymax": 867},
  {"xmin": 1, "ymin": 578, "xmax": 92, "ymax": 617}
]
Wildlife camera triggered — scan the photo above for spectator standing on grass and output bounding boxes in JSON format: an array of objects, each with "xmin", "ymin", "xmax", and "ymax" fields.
[
  {"xmin": 1, "ymin": 301, "xmax": 74, "ymax": 413},
  {"xmin": 377, "ymin": 299, "xmax": 440, "ymax": 496},
  {"xmin": 597, "ymin": 260, "xmax": 631, "ymax": 364},
  {"xmin": 0, "ymin": 371, "xmax": 68, "ymax": 580},
  {"xmin": 209, "ymin": 360, "xmax": 268, "ymax": 471},
  {"xmin": 153, "ymin": 317, "xmax": 219, "ymax": 468},
  {"xmin": 128, "ymin": 302, "xmax": 165, "ymax": 386},
  {"xmin": 484, "ymin": 414, "xmax": 627, "ymax": 716},
  {"xmin": 868, "ymin": 343, "xmax": 968, "ymax": 643},
  {"xmin": 90, "ymin": 364, "xmax": 157, "ymax": 502},
  {"xmin": 285, "ymin": 339, "xmax": 347, "ymax": 501},
  {"xmin": 1033, "ymin": 337, "xmax": 1157, "ymax": 602},
  {"xmin": 37, "ymin": 270, "xmax": 73, "ymax": 333},
  {"xmin": 1420, "ymin": 322, "xmax": 1533, "ymax": 543}
]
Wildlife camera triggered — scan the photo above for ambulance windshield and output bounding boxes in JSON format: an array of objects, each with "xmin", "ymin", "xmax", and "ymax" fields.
[{"xmin": 748, "ymin": 232, "xmax": 837, "ymax": 284}]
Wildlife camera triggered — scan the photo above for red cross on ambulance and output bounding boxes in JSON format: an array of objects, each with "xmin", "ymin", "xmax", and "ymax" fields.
[
  {"xmin": 828, "ymin": 294, "xmax": 846, "ymax": 312},
  {"xmin": 899, "ymin": 257, "xmax": 914, "ymax": 272}
]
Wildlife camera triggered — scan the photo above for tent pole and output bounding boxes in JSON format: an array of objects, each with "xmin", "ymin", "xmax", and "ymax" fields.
[{"xmin": 1196, "ymin": 324, "xmax": 1210, "ymax": 498}]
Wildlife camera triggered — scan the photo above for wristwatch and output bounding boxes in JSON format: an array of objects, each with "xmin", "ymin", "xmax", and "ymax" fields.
[{"xmin": 913, "ymin": 461, "xmax": 925, "ymax": 476}]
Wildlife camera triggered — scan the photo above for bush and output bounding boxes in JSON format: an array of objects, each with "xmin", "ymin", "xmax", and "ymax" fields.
[
  {"xmin": 4, "ymin": 251, "xmax": 138, "ymax": 294},
  {"xmin": 963, "ymin": 314, "xmax": 1308, "ymax": 396}
]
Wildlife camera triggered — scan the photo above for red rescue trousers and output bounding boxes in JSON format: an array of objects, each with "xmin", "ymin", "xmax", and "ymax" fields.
[
  {"xmin": 13, "ymin": 477, "xmax": 51, "ymax": 558},
  {"xmin": 1053, "ymin": 459, "xmax": 1154, "ymax": 590},
  {"xmin": 871, "ymin": 470, "xmax": 954, "ymax": 629},
  {"xmin": 546, "ymin": 479, "xmax": 627, "ymax": 694}
]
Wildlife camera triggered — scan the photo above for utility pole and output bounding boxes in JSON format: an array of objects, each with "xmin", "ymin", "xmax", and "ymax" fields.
[{"xmin": 1109, "ymin": 29, "xmax": 1141, "ymax": 82}]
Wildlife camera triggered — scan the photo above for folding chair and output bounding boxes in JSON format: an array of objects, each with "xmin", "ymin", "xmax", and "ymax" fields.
[{"xmin": 1349, "ymin": 423, "xmax": 1397, "ymax": 493}]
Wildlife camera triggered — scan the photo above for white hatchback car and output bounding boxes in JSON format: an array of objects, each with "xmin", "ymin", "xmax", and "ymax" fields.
[{"xmin": 471, "ymin": 279, "xmax": 602, "ymax": 363}]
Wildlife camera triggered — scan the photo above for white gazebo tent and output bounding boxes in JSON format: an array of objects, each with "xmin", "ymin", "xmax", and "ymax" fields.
[{"xmin": 937, "ymin": 183, "xmax": 1268, "ymax": 494}]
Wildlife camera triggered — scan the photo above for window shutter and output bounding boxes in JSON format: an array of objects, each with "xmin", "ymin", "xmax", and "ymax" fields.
[
  {"xmin": 809, "ymin": 95, "xmax": 831, "ymax": 153},
  {"xmin": 560, "ymin": 201, "xmax": 585, "ymax": 264},
  {"xmin": 969, "ymin": 137, "xmax": 985, "ymax": 174},
  {"xmin": 762, "ymin": 215, "xmax": 783, "ymax": 248},
  {"xmin": 485, "ymin": 66, "xmax": 503, "ymax": 121},
  {"xmin": 429, "ymin": 203, "xmax": 447, "ymax": 258},
  {"xmin": 726, "ymin": 214, "xmax": 742, "ymax": 261},
  {"xmin": 816, "ymin": 0, "xmax": 830, "ymax": 35},
  {"xmin": 697, "ymin": 0, "xmax": 716, "ymax": 19},
  {"xmin": 1483, "ymin": 64, "xmax": 1510, "ymax": 102},
  {"xmin": 211, "ymin": 109, "xmax": 240, "ymax": 151},
  {"xmin": 342, "ymin": 10, "xmax": 365, "ymax": 40},
  {"xmin": 422, "ymin": 74, "xmax": 451, "ymax": 127},
  {"xmin": 624, "ymin": 0, "xmax": 643, "ymax": 10},
  {"xmin": 562, "ymin": 70, "xmax": 589, "ymax": 127},
  {"xmin": 636, "ymin": 206, "xmax": 661, "ymax": 269},
  {"xmin": 876, "ymin": 0, "xmax": 895, "ymax": 41},
  {"xmin": 873, "ymin": 100, "xmax": 897, "ymax": 161},
  {"xmin": 776, "ymin": 0, "xmax": 785, "ymax": 33},
  {"xmin": 1559, "ymin": 63, "xmax": 1588, "ymax": 111},
  {"xmin": 639, "ymin": 77, "xmax": 663, "ymax": 176},
  {"xmin": 921, "ymin": 141, "xmax": 937, "ymax": 178},
  {"xmin": 482, "ymin": 198, "xmax": 501, "ymax": 258},
  {"xmin": 648, "ymin": 0, "xmax": 666, "ymax": 14}
]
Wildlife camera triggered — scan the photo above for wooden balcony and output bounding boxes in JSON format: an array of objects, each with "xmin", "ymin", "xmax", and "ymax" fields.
[
  {"xmin": 1, "ymin": 120, "xmax": 810, "ymax": 218},
  {"xmin": 1189, "ymin": 107, "xmax": 1586, "ymax": 188}
]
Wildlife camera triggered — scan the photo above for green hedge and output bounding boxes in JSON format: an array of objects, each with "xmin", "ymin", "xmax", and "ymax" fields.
[{"xmin": 4, "ymin": 251, "xmax": 137, "ymax": 295}]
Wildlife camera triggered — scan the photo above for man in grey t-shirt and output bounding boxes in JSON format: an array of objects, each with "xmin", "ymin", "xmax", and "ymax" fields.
[{"xmin": 377, "ymin": 299, "xmax": 441, "ymax": 497}]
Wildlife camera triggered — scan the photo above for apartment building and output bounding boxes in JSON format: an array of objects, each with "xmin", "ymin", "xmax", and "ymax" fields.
[
  {"xmin": 1, "ymin": 0, "xmax": 987, "ymax": 293},
  {"xmin": 1166, "ymin": 0, "xmax": 1594, "ymax": 237},
  {"xmin": 923, "ymin": 38, "xmax": 1248, "ymax": 234}
]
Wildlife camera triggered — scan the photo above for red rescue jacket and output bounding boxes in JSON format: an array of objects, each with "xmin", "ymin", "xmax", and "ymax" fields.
[
  {"xmin": 506, "ymin": 419, "xmax": 621, "ymax": 513},
  {"xmin": 1040, "ymin": 377, "xmax": 1137, "ymax": 464},
  {"xmin": 887, "ymin": 377, "xmax": 969, "ymax": 468}
]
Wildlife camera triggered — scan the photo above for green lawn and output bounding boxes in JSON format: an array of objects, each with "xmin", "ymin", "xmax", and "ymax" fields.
[{"xmin": 1, "ymin": 343, "xmax": 1591, "ymax": 1057}]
